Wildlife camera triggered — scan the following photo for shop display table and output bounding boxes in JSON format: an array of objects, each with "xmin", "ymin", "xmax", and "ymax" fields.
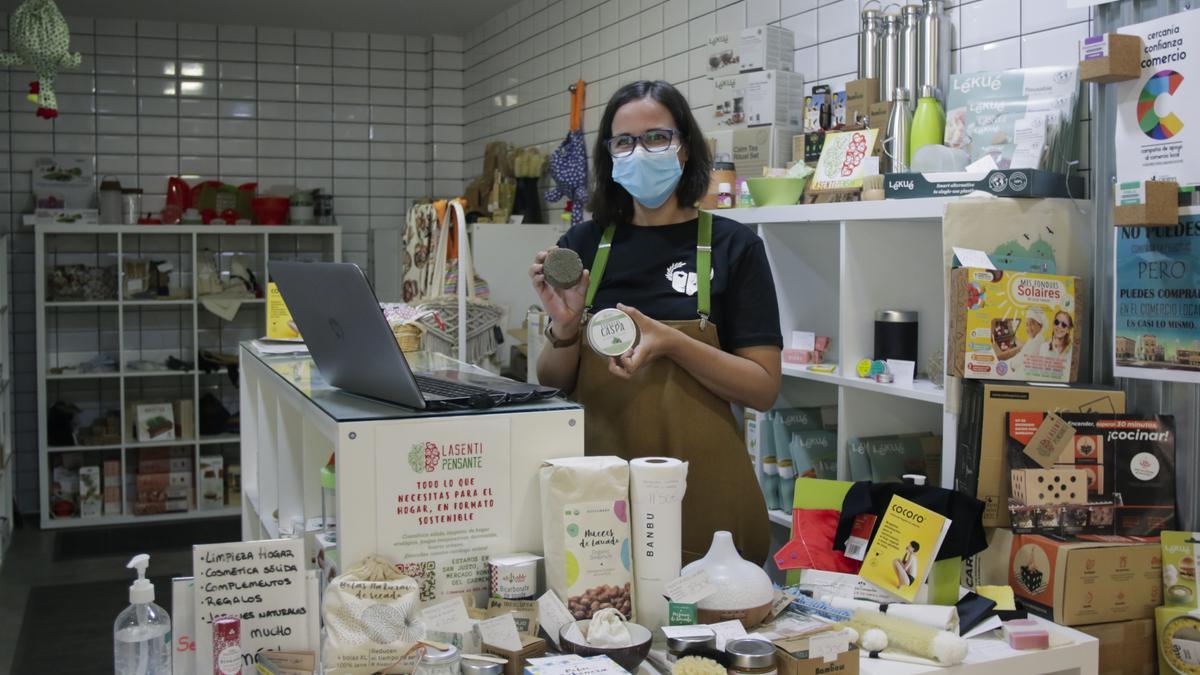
[{"xmin": 239, "ymin": 342, "xmax": 584, "ymax": 588}]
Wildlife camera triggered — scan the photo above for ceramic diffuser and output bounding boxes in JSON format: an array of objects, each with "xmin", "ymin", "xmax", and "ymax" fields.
[{"xmin": 680, "ymin": 531, "xmax": 775, "ymax": 628}]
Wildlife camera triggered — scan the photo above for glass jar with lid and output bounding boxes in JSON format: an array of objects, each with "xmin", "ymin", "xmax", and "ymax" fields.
[
  {"xmin": 725, "ymin": 638, "xmax": 777, "ymax": 675},
  {"xmin": 667, "ymin": 633, "xmax": 717, "ymax": 664},
  {"xmin": 414, "ymin": 644, "xmax": 460, "ymax": 675}
]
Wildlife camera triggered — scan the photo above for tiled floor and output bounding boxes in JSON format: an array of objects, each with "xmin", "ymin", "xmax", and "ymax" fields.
[{"xmin": 0, "ymin": 524, "xmax": 194, "ymax": 673}]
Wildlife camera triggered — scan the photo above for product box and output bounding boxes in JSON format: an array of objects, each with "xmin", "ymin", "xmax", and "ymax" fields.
[
  {"xmin": 1077, "ymin": 618, "xmax": 1156, "ymax": 675},
  {"xmin": 485, "ymin": 635, "xmax": 547, "ymax": 675},
  {"xmin": 136, "ymin": 471, "xmax": 193, "ymax": 503},
  {"xmin": 33, "ymin": 156, "xmax": 94, "ymax": 210},
  {"xmin": 134, "ymin": 403, "xmax": 176, "ymax": 442},
  {"xmin": 103, "ymin": 459, "xmax": 122, "ymax": 516},
  {"xmin": 884, "ymin": 169, "xmax": 1085, "ymax": 199},
  {"xmin": 226, "ymin": 463, "xmax": 241, "ymax": 507},
  {"xmin": 847, "ymin": 433, "xmax": 936, "ymax": 483},
  {"xmin": 961, "ymin": 528, "xmax": 1015, "ymax": 588},
  {"xmin": 173, "ymin": 399, "xmax": 194, "ymax": 440},
  {"xmin": 949, "ymin": 267, "xmax": 1084, "ymax": 383},
  {"xmin": 728, "ymin": 125, "xmax": 798, "ymax": 181},
  {"xmin": 267, "ymin": 281, "xmax": 301, "ymax": 340},
  {"xmin": 774, "ymin": 636, "xmax": 858, "ymax": 675},
  {"xmin": 955, "ymin": 380, "xmax": 1126, "ymax": 527},
  {"xmin": 1156, "ymin": 605, "xmax": 1200, "ymax": 675},
  {"xmin": 845, "ymin": 79, "xmax": 879, "ymax": 125},
  {"xmin": 1162, "ymin": 531, "xmax": 1200, "ymax": 609},
  {"xmin": 712, "ymin": 70, "xmax": 805, "ymax": 129},
  {"xmin": 705, "ymin": 25, "xmax": 795, "ymax": 77},
  {"xmin": 198, "ymin": 455, "xmax": 225, "ymax": 510},
  {"xmin": 1009, "ymin": 533, "xmax": 1162, "ymax": 626},
  {"xmin": 79, "ymin": 465, "xmax": 102, "ymax": 518},
  {"xmin": 1114, "ymin": 179, "xmax": 1180, "ymax": 226},
  {"xmin": 1079, "ymin": 33, "xmax": 1143, "ymax": 84}
]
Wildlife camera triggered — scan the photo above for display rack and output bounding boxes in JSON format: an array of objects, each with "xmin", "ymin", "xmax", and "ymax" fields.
[
  {"xmin": 36, "ymin": 224, "xmax": 341, "ymax": 529},
  {"xmin": 726, "ymin": 198, "xmax": 1091, "ymax": 528},
  {"xmin": 0, "ymin": 235, "xmax": 13, "ymax": 564}
]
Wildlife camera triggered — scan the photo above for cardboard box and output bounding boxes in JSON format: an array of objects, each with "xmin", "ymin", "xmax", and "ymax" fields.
[
  {"xmin": 730, "ymin": 125, "xmax": 799, "ymax": 180},
  {"xmin": 1008, "ymin": 534, "xmax": 1161, "ymax": 626},
  {"xmin": 704, "ymin": 25, "xmax": 795, "ymax": 77},
  {"xmin": 1079, "ymin": 33, "xmax": 1143, "ymax": 84},
  {"xmin": 1078, "ymin": 618, "xmax": 1156, "ymax": 675},
  {"xmin": 1115, "ymin": 180, "xmax": 1180, "ymax": 226},
  {"xmin": 962, "ymin": 528, "xmax": 1015, "ymax": 588},
  {"xmin": 884, "ymin": 169, "xmax": 1085, "ymax": 199},
  {"xmin": 712, "ymin": 70, "xmax": 805, "ymax": 129},
  {"xmin": 845, "ymin": 78, "xmax": 878, "ymax": 125},
  {"xmin": 1156, "ymin": 605, "xmax": 1200, "ymax": 675},
  {"xmin": 773, "ymin": 633, "xmax": 858, "ymax": 675},
  {"xmin": 1162, "ymin": 531, "xmax": 1200, "ymax": 609},
  {"xmin": 955, "ymin": 380, "xmax": 1126, "ymax": 527},
  {"xmin": 484, "ymin": 635, "xmax": 547, "ymax": 675},
  {"xmin": 79, "ymin": 466, "xmax": 102, "ymax": 517},
  {"xmin": 135, "ymin": 403, "xmax": 176, "ymax": 442},
  {"xmin": 173, "ymin": 399, "xmax": 194, "ymax": 440},
  {"xmin": 949, "ymin": 267, "xmax": 1084, "ymax": 383},
  {"xmin": 199, "ymin": 455, "xmax": 225, "ymax": 510}
]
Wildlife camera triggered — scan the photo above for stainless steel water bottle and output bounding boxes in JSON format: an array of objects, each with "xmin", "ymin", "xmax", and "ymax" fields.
[
  {"xmin": 899, "ymin": 5, "xmax": 921, "ymax": 111},
  {"xmin": 880, "ymin": 13, "xmax": 900, "ymax": 102},
  {"xmin": 858, "ymin": 8, "xmax": 883, "ymax": 80},
  {"xmin": 919, "ymin": 0, "xmax": 952, "ymax": 100},
  {"xmin": 884, "ymin": 88, "xmax": 913, "ymax": 173}
]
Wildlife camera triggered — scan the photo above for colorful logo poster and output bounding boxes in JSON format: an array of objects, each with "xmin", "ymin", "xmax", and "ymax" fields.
[
  {"xmin": 1116, "ymin": 10, "xmax": 1200, "ymax": 188},
  {"xmin": 1114, "ymin": 209, "xmax": 1200, "ymax": 384}
]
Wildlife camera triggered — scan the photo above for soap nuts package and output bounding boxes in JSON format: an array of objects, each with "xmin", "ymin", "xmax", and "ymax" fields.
[{"xmin": 539, "ymin": 457, "xmax": 635, "ymax": 621}]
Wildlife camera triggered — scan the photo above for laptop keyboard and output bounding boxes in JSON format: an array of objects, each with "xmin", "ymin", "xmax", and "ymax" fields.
[{"xmin": 414, "ymin": 374, "xmax": 498, "ymax": 399}]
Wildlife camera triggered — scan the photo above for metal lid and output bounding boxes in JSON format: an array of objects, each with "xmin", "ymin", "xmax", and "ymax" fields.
[
  {"xmin": 100, "ymin": 178, "xmax": 122, "ymax": 190},
  {"xmin": 901, "ymin": 4, "xmax": 921, "ymax": 15},
  {"xmin": 713, "ymin": 161, "xmax": 736, "ymax": 171},
  {"xmin": 882, "ymin": 12, "xmax": 900, "ymax": 25},
  {"xmin": 893, "ymin": 87, "xmax": 910, "ymax": 101},
  {"xmin": 861, "ymin": 8, "xmax": 881, "ymax": 19},
  {"xmin": 920, "ymin": 84, "xmax": 937, "ymax": 100},
  {"xmin": 461, "ymin": 658, "xmax": 505, "ymax": 675},
  {"xmin": 876, "ymin": 310, "xmax": 918, "ymax": 322},
  {"xmin": 420, "ymin": 644, "xmax": 460, "ymax": 665},
  {"xmin": 668, "ymin": 634, "xmax": 716, "ymax": 653},
  {"xmin": 726, "ymin": 639, "xmax": 776, "ymax": 669}
]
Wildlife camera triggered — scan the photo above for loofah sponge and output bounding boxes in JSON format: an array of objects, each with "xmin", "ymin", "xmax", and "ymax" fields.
[
  {"xmin": 544, "ymin": 247, "xmax": 583, "ymax": 289},
  {"xmin": 672, "ymin": 656, "xmax": 727, "ymax": 675},
  {"xmin": 846, "ymin": 609, "xmax": 967, "ymax": 666}
]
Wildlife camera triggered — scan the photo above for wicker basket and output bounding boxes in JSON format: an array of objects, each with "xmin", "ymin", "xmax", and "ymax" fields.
[{"xmin": 393, "ymin": 322, "xmax": 424, "ymax": 352}]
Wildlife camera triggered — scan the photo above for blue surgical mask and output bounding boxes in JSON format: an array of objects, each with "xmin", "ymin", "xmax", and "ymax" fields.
[{"xmin": 611, "ymin": 145, "xmax": 683, "ymax": 208}]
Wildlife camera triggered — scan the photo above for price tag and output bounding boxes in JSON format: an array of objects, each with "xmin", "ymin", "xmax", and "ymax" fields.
[
  {"xmin": 477, "ymin": 613, "xmax": 524, "ymax": 652},
  {"xmin": 769, "ymin": 590, "xmax": 794, "ymax": 620},
  {"xmin": 537, "ymin": 591, "xmax": 580, "ymax": 650},
  {"xmin": 843, "ymin": 513, "xmax": 876, "ymax": 561},
  {"xmin": 661, "ymin": 626, "xmax": 715, "ymax": 639},
  {"xmin": 1023, "ymin": 412, "xmax": 1075, "ymax": 469},
  {"xmin": 665, "ymin": 569, "xmax": 718, "ymax": 604},
  {"xmin": 808, "ymin": 630, "xmax": 850, "ymax": 663},
  {"xmin": 707, "ymin": 620, "xmax": 747, "ymax": 650},
  {"xmin": 668, "ymin": 602, "xmax": 697, "ymax": 626},
  {"xmin": 421, "ymin": 597, "xmax": 472, "ymax": 632}
]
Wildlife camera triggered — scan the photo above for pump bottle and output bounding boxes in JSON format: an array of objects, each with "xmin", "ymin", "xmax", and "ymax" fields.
[{"xmin": 114, "ymin": 554, "xmax": 172, "ymax": 674}]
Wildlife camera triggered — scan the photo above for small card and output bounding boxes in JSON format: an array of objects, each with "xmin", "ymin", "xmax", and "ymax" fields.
[
  {"xmin": 885, "ymin": 359, "xmax": 915, "ymax": 387},
  {"xmin": 953, "ymin": 246, "xmax": 998, "ymax": 271},
  {"xmin": 537, "ymin": 591, "xmax": 580, "ymax": 649},
  {"xmin": 478, "ymin": 613, "xmax": 524, "ymax": 652},
  {"xmin": 662, "ymin": 626, "xmax": 715, "ymax": 639},
  {"xmin": 668, "ymin": 602, "xmax": 698, "ymax": 626},
  {"xmin": 422, "ymin": 596, "xmax": 472, "ymax": 632},
  {"xmin": 966, "ymin": 155, "xmax": 1000, "ymax": 173},
  {"xmin": 1023, "ymin": 412, "xmax": 1075, "ymax": 469},
  {"xmin": 157, "ymin": 262, "xmax": 175, "ymax": 273},
  {"xmin": 665, "ymin": 569, "xmax": 718, "ymax": 604},
  {"xmin": 708, "ymin": 619, "xmax": 748, "ymax": 650},
  {"xmin": 843, "ymin": 513, "xmax": 877, "ymax": 561},
  {"xmin": 769, "ymin": 590, "xmax": 794, "ymax": 620},
  {"xmin": 791, "ymin": 331, "xmax": 816, "ymax": 351},
  {"xmin": 808, "ymin": 630, "xmax": 850, "ymax": 663}
]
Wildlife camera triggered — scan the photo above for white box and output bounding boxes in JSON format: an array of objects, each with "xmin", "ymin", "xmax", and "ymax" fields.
[
  {"xmin": 79, "ymin": 466, "xmax": 102, "ymax": 518},
  {"xmin": 705, "ymin": 25, "xmax": 795, "ymax": 77},
  {"xmin": 198, "ymin": 455, "xmax": 225, "ymax": 510},
  {"xmin": 712, "ymin": 70, "xmax": 805, "ymax": 129},
  {"xmin": 730, "ymin": 124, "xmax": 801, "ymax": 179}
]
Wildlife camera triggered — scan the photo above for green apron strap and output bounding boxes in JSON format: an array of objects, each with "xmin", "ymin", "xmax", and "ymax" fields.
[
  {"xmin": 697, "ymin": 210, "xmax": 712, "ymax": 327},
  {"xmin": 583, "ymin": 224, "xmax": 616, "ymax": 316}
]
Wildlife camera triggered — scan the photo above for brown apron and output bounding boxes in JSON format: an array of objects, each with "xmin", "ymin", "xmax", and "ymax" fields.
[{"xmin": 570, "ymin": 212, "xmax": 770, "ymax": 565}]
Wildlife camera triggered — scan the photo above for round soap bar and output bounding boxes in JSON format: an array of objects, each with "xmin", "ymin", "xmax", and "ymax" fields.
[
  {"xmin": 587, "ymin": 308, "xmax": 638, "ymax": 357},
  {"xmin": 543, "ymin": 247, "xmax": 583, "ymax": 289}
]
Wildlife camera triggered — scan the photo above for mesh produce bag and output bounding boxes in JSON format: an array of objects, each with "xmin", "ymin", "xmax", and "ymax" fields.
[{"xmin": 323, "ymin": 555, "xmax": 426, "ymax": 674}]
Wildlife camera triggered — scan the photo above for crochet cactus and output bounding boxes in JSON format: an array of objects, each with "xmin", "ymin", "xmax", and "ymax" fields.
[{"xmin": 0, "ymin": 0, "xmax": 81, "ymax": 119}]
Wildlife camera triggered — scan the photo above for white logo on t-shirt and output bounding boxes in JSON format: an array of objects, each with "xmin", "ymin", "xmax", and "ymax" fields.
[{"xmin": 665, "ymin": 262, "xmax": 715, "ymax": 296}]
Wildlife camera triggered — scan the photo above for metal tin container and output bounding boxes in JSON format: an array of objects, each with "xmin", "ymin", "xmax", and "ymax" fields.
[
  {"xmin": 858, "ymin": 9, "xmax": 883, "ymax": 80},
  {"xmin": 874, "ymin": 309, "xmax": 919, "ymax": 362},
  {"xmin": 461, "ymin": 658, "xmax": 505, "ymax": 675},
  {"xmin": 725, "ymin": 638, "xmax": 777, "ymax": 675},
  {"xmin": 899, "ymin": 5, "xmax": 922, "ymax": 111},
  {"xmin": 667, "ymin": 634, "xmax": 717, "ymax": 663},
  {"xmin": 880, "ymin": 13, "xmax": 901, "ymax": 102},
  {"xmin": 587, "ymin": 308, "xmax": 638, "ymax": 357},
  {"xmin": 919, "ymin": 0, "xmax": 952, "ymax": 100}
]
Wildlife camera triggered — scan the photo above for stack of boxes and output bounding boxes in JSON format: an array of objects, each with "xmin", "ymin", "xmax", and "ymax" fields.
[
  {"xmin": 133, "ymin": 447, "xmax": 193, "ymax": 515},
  {"xmin": 103, "ymin": 459, "xmax": 121, "ymax": 516},
  {"xmin": 198, "ymin": 455, "xmax": 226, "ymax": 510},
  {"xmin": 704, "ymin": 25, "xmax": 801, "ymax": 186},
  {"xmin": 1156, "ymin": 531, "xmax": 1200, "ymax": 675}
]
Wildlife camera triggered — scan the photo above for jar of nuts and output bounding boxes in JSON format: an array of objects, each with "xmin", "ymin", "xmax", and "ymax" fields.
[{"xmin": 568, "ymin": 583, "xmax": 633, "ymax": 620}]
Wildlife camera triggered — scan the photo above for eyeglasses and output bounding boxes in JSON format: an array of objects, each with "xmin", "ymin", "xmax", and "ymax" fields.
[
  {"xmin": 1054, "ymin": 319, "xmax": 1071, "ymax": 328},
  {"xmin": 605, "ymin": 128, "xmax": 679, "ymax": 158}
]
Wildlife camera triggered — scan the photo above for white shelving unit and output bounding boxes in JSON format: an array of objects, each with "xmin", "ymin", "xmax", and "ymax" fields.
[
  {"xmin": 728, "ymin": 197, "xmax": 1090, "ymax": 531},
  {"xmin": 0, "ymin": 235, "xmax": 13, "ymax": 565},
  {"xmin": 36, "ymin": 224, "xmax": 341, "ymax": 529}
]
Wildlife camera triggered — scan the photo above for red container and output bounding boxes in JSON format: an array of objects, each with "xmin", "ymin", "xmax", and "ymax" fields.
[
  {"xmin": 212, "ymin": 615, "xmax": 241, "ymax": 675},
  {"xmin": 251, "ymin": 196, "xmax": 289, "ymax": 225}
]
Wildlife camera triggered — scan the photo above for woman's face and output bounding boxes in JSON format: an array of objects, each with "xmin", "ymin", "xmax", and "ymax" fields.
[
  {"xmin": 1027, "ymin": 318, "xmax": 1043, "ymax": 338},
  {"xmin": 611, "ymin": 97, "xmax": 688, "ymax": 166},
  {"xmin": 1054, "ymin": 312, "xmax": 1072, "ymax": 340}
]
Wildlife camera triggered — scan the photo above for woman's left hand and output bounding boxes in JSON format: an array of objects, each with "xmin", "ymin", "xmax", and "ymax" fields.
[{"xmin": 609, "ymin": 303, "xmax": 680, "ymax": 379}]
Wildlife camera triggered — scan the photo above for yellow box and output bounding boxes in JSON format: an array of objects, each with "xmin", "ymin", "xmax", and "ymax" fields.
[
  {"xmin": 950, "ymin": 268, "xmax": 1084, "ymax": 383},
  {"xmin": 266, "ymin": 282, "xmax": 301, "ymax": 340}
]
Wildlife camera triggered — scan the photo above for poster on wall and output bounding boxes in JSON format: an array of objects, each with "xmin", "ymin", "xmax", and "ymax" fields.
[
  {"xmin": 1115, "ymin": 10, "xmax": 1200, "ymax": 188},
  {"xmin": 1114, "ymin": 208, "xmax": 1200, "ymax": 384},
  {"xmin": 374, "ymin": 417, "xmax": 512, "ymax": 605}
]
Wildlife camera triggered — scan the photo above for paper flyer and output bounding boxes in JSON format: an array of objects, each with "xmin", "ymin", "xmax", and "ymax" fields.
[
  {"xmin": 1115, "ymin": 10, "xmax": 1200, "ymax": 188},
  {"xmin": 1114, "ymin": 209, "xmax": 1200, "ymax": 384},
  {"xmin": 858, "ymin": 495, "xmax": 950, "ymax": 602}
]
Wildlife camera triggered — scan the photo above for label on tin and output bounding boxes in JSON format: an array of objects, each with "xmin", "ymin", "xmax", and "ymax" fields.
[{"xmin": 587, "ymin": 308, "xmax": 637, "ymax": 357}]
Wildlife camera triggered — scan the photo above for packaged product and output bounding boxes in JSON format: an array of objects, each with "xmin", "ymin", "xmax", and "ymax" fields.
[
  {"xmin": 323, "ymin": 556, "xmax": 423, "ymax": 674},
  {"xmin": 539, "ymin": 457, "xmax": 634, "ymax": 620},
  {"xmin": 1162, "ymin": 531, "xmax": 1200, "ymax": 609}
]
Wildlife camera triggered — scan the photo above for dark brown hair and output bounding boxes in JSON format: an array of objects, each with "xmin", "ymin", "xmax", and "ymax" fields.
[{"xmin": 588, "ymin": 80, "xmax": 712, "ymax": 226}]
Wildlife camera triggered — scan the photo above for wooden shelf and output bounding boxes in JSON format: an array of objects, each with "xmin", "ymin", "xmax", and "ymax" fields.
[
  {"xmin": 768, "ymin": 510, "xmax": 792, "ymax": 528},
  {"xmin": 781, "ymin": 363, "xmax": 947, "ymax": 405}
]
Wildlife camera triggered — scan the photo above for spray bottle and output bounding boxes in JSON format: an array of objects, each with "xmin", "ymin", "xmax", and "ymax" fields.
[{"xmin": 114, "ymin": 554, "xmax": 172, "ymax": 674}]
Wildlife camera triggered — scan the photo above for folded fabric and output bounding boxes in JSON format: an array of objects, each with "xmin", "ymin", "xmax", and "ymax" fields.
[
  {"xmin": 833, "ymin": 482, "xmax": 987, "ymax": 561},
  {"xmin": 774, "ymin": 509, "xmax": 862, "ymax": 574},
  {"xmin": 954, "ymin": 592, "xmax": 998, "ymax": 635}
]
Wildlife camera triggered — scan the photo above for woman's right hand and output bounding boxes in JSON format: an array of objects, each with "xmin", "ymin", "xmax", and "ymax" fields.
[{"xmin": 530, "ymin": 247, "xmax": 590, "ymax": 340}]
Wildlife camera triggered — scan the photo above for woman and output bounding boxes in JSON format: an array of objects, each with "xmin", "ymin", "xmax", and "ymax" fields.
[
  {"xmin": 1043, "ymin": 311, "xmax": 1074, "ymax": 356},
  {"xmin": 528, "ymin": 81, "xmax": 782, "ymax": 564},
  {"xmin": 892, "ymin": 541, "xmax": 920, "ymax": 588}
]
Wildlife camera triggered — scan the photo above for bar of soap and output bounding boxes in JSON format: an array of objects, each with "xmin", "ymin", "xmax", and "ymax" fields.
[
  {"xmin": 1002, "ymin": 620, "xmax": 1049, "ymax": 650},
  {"xmin": 544, "ymin": 248, "xmax": 583, "ymax": 289}
]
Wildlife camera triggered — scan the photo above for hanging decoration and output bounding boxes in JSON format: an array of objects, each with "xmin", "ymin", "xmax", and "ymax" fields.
[{"xmin": 0, "ymin": 0, "xmax": 82, "ymax": 119}]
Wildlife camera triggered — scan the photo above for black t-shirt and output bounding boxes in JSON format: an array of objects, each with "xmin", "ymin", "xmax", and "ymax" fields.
[{"xmin": 556, "ymin": 214, "xmax": 782, "ymax": 352}]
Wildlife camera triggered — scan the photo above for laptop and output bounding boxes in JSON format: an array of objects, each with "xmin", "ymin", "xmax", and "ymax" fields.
[{"xmin": 269, "ymin": 261, "xmax": 559, "ymax": 410}]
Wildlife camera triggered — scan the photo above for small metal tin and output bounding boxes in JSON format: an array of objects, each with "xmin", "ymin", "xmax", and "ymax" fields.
[
  {"xmin": 461, "ymin": 658, "xmax": 505, "ymax": 675},
  {"xmin": 668, "ymin": 634, "xmax": 717, "ymax": 654},
  {"xmin": 587, "ymin": 308, "xmax": 638, "ymax": 357},
  {"xmin": 725, "ymin": 638, "xmax": 777, "ymax": 670},
  {"xmin": 419, "ymin": 644, "xmax": 460, "ymax": 665}
]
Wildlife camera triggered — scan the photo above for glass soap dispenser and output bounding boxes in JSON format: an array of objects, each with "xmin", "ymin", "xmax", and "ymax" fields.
[{"xmin": 114, "ymin": 554, "xmax": 172, "ymax": 675}]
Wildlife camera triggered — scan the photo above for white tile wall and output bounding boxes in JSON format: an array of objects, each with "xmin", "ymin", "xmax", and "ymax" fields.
[
  {"xmin": 462, "ymin": 0, "xmax": 1094, "ymax": 214},
  {"xmin": 0, "ymin": 17, "xmax": 463, "ymax": 512}
]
